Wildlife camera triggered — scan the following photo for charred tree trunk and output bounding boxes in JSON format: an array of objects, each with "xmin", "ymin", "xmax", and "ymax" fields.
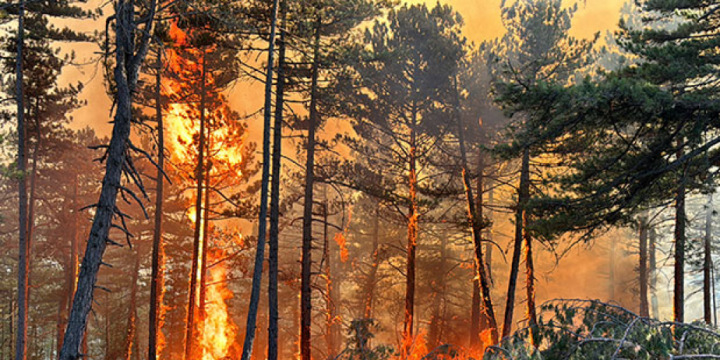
[
  {"xmin": 401, "ymin": 104, "xmax": 419, "ymax": 360},
  {"xmin": 524, "ymin": 217, "xmax": 537, "ymax": 342},
  {"xmin": 485, "ymin": 179, "xmax": 494, "ymax": 286},
  {"xmin": 58, "ymin": 1, "xmax": 156, "ymax": 358},
  {"xmin": 639, "ymin": 214, "xmax": 649, "ymax": 317},
  {"xmin": 674, "ymin": 146, "xmax": 687, "ymax": 323},
  {"xmin": 148, "ymin": 51, "xmax": 165, "ymax": 360},
  {"xmin": 300, "ymin": 14, "xmax": 321, "ymax": 360},
  {"xmin": 199, "ymin": 159, "xmax": 211, "ymax": 326},
  {"xmin": 241, "ymin": 0, "xmax": 279, "ymax": 357},
  {"xmin": 705, "ymin": 192, "xmax": 713, "ymax": 324},
  {"xmin": 16, "ymin": 3, "xmax": 28, "ymax": 360},
  {"xmin": 455, "ymin": 109, "xmax": 498, "ymax": 345},
  {"xmin": 503, "ymin": 147, "xmax": 530, "ymax": 339},
  {"xmin": 267, "ymin": 1, "xmax": 286, "ymax": 359},
  {"xmin": 184, "ymin": 49, "xmax": 208, "ymax": 360},
  {"xmin": 322, "ymin": 191, "xmax": 337, "ymax": 358}
]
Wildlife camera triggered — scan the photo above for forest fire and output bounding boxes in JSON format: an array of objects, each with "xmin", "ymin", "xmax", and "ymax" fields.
[{"xmin": 12, "ymin": 0, "xmax": 720, "ymax": 360}]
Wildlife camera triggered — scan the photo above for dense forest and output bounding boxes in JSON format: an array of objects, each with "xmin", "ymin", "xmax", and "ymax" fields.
[{"xmin": 2, "ymin": 0, "xmax": 720, "ymax": 359}]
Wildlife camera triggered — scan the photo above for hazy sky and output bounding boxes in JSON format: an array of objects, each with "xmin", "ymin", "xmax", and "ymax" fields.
[{"xmin": 64, "ymin": 0, "xmax": 628, "ymax": 134}]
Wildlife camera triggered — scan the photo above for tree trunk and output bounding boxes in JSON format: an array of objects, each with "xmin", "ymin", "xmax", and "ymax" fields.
[
  {"xmin": 363, "ymin": 205, "xmax": 380, "ymax": 320},
  {"xmin": 199, "ymin": 157, "xmax": 211, "ymax": 327},
  {"xmin": 674, "ymin": 146, "xmax": 687, "ymax": 323},
  {"xmin": 322, "ymin": 190, "xmax": 337, "ymax": 358},
  {"xmin": 148, "ymin": 51, "xmax": 165, "ymax": 360},
  {"xmin": 300, "ymin": 14, "xmax": 321, "ymax": 360},
  {"xmin": 15, "ymin": 3, "xmax": 28, "ymax": 360},
  {"xmin": 240, "ymin": 0, "xmax": 280, "ymax": 357},
  {"xmin": 184, "ymin": 48, "xmax": 208, "ymax": 360},
  {"xmin": 58, "ymin": 1, "xmax": 156, "ymax": 357},
  {"xmin": 524, "ymin": 217, "xmax": 537, "ymax": 341},
  {"xmin": 401, "ymin": 104, "xmax": 419, "ymax": 360},
  {"xmin": 705, "ymin": 192, "xmax": 713, "ymax": 324},
  {"xmin": 456, "ymin": 111, "xmax": 497, "ymax": 345},
  {"xmin": 502, "ymin": 147, "xmax": 530, "ymax": 339},
  {"xmin": 486, "ymin": 179, "xmax": 494, "ymax": 285},
  {"xmin": 267, "ymin": 1, "xmax": 286, "ymax": 359},
  {"xmin": 57, "ymin": 175, "xmax": 80, "ymax": 359},
  {"xmin": 649, "ymin": 227, "xmax": 658, "ymax": 318},
  {"xmin": 125, "ymin": 248, "xmax": 140, "ymax": 360},
  {"xmin": 639, "ymin": 214, "xmax": 649, "ymax": 317}
]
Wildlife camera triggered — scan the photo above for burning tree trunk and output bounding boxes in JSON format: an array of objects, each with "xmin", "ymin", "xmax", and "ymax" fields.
[
  {"xmin": 184, "ymin": 48, "xmax": 208, "ymax": 360},
  {"xmin": 503, "ymin": 147, "xmax": 530, "ymax": 339},
  {"xmin": 148, "ymin": 51, "xmax": 165, "ymax": 360},
  {"xmin": 240, "ymin": 0, "xmax": 280, "ymax": 357},
  {"xmin": 300, "ymin": 14, "xmax": 322, "ymax": 360},
  {"xmin": 267, "ymin": 1, "xmax": 286, "ymax": 359},
  {"xmin": 705, "ymin": 192, "xmax": 713, "ymax": 324},
  {"xmin": 675, "ymin": 145, "xmax": 687, "ymax": 324},
  {"xmin": 639, "ymin": 213, "xmax": 649, "ymax": 317},
  {"xmin": 401, "ymin": 104, "xmax": 419, "ymax": 360},
  {"xmin": 16, "ymin": 3, "xmax": 29, "ymax": 360},
  {"xmin": 58, "ymin": 0, "xmax": 156, "ymax": 357}
]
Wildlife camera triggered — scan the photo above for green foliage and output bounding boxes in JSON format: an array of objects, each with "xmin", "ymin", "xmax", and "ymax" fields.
[
  {"xmin": 337, "ymin": 319, "xmax": 394, "ymax": 360},
  {"xmin": 485, "ymin": 300, "xmax": 720, "ymax": 360}
]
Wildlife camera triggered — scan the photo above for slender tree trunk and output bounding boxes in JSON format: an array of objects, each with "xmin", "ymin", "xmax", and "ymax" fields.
[
  {"xmin": 125, "ymin": 248, "xmax": 140, "ymax": 360},
  {"xmin": 267, "ymin": 2, "xmax": 286, "ymax": 359},
  {"xmin": 428, "ymin": 235, "xmax": 447, "ymax": 350},
  {"xmin": 148, "ymin": 51, "xmax": 165, "ymax": 360},
  {"xmin": 57, "ymin": 176, "xmax": 79, "ymax": 359},
  {"xmin": 59, "ymin": 0, "xmax": 156, "ymax": 354},
  {"xmin": 486, "ymin": 179, "xmax": 494, "ymax": 286},
  {"xmin": 300, "ymin": 14, "xmax": 321, "ymax": 360},
  {"xmin": 184, "ymin": 49, "xmax": 208, "ymax": 360},
  {"xmin": 639, "ymin": 214, "xmax": 649, "ymax": 317},
  {"xmin": 649, "ymin": 227, "xmax": 658, "ymax": 318},
  {"xmin": 199, "ymin": 158, "xmax": 211, "ymax": 326},
  {"xmin": 363, "ymin": 205, "xmax": 380, "ymax": 320},
  {"xmin": 322, "ymin": 190, "xmax": 337, "ymax": 358},
  {"xmin": 456, "ymin": 114, "xmax": 497, "ymax": 345},
  {"xmin": 401, "ymin": 105, "xmax": 419, "ymax": 360},
  {"xmin": 15, "ymin": 3, "xmax": 28, "ymax": 360},
  {"xmin": 241, "ymin": 0, "xmax": 279, "ymax": 357},
  {"xmin": 524, "ymin": 217, "xmax": 537, "ymax": 342},
  {"xmin": 502, "ymin": 147, "xmax": 530, "ymax": 339},
  {"xmin": 674, "ymin": 146, "xmax": 687, "ymax": 323},
  {"xmin": 705, "ymin": 192, "xmax": 713, "ymax": 324}
]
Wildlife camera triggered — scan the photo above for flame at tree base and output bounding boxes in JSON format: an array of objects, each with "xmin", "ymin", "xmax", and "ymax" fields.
[{"xmin": 198, "ymin": 248, "xmax": 240, "ymax": 360}]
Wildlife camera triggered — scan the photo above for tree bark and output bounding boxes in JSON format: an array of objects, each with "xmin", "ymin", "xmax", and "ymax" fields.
[
  {"xmin": 184, "ymin": 48, "xmax": 208, "ymax": 360},
  {"xmin": 240, "ymin": 0, "xmax": 280, "ymax": 357},
  {"xmin": 199, "ymin": 156, "xmax": 211, "ymax": 327},
  {"xmin": 524, "ymin": 216, "xmax": 537, "ymax": 342},
  {"xmin": 322, "ymin": 189, "xmax": 337, "ymax": 358},
  {"xmin": 300, "ymin": 14, "xmax": 321, "ymax": 360},
  {"xmin": 639, "ymin": 214, "xmax": 649, "ymax": 317},
  {"xmin": 148, "ymin": 51, "xmax": 165, "ymax": 360},
  {"xmin": 58, "ymin": 1, "xmax": 156, "ymax": 357},
  {"xmin": 15, "ymin": 3, "xmax": 28, "ymax": 360},
  {"xmin": 267, "ymin": 1, "xmax": 286, "ymax": 359},
  {"xmin": 456, "ymin": 112, "xmax": 498, "ymax": 345},
  {"xmin": 502, "ymin": 147, "xmax": 530, "ymax": 339},
  {"xmin": 705, "ymin": 192, "xmax": 713, "ymax": 324},
  {"xmin": 674, "ymin": 145, "xmax": 687, "ymax": 324},
  {"xmin": 401, "ymin": 104, "xmax": 419, "ymax": 360},
  {"xmin": 649, "ymin": 226, "xmax": 658, "ymax": 318}
]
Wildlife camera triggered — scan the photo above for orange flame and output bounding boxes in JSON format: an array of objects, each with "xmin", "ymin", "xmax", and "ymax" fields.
[{"xmin": 199, "ymin": 249, "xmax": 239, "ymax": 360}]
